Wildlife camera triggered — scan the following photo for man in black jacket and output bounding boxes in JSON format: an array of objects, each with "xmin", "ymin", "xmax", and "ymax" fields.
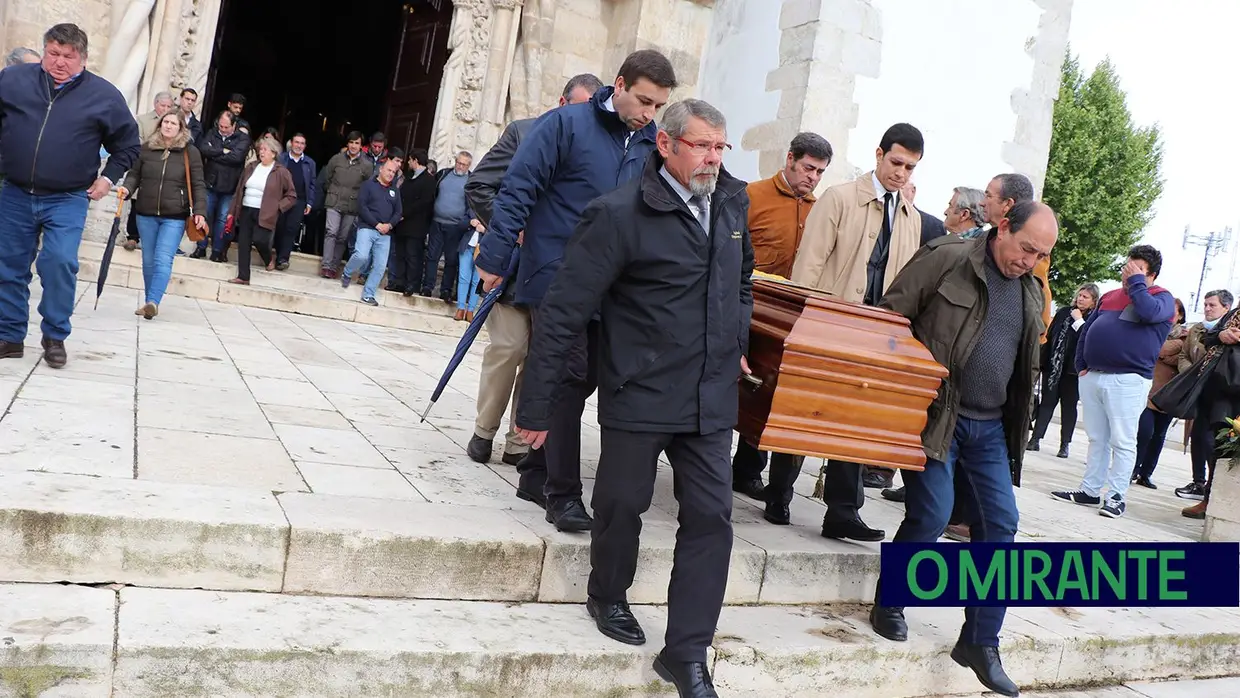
[
  {"xmin": 192, "ymin": 110, "xmax": 251, "ymax": 261},
  {"xmin": 462, "ymin": 73, "xmax": 603, "ymax": 471},
  {"xmin": 0, "ymin": 24, "xmax": 140, "ymax": 368},
  {"xmin": 388, "ymin": 148, "xmax": 436, "ymax": 293},
  {"xmin": 515, "ymin": 99, "xmax": 752, "ymax": 698}
]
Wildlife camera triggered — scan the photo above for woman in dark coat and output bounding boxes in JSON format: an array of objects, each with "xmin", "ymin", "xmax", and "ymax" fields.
[
  {"xmin": 1182, "ymin": 307, "xmax": 1240, "ymax": 519},
  {"xmin": 1028, "ymin": 283, "xmax": 1100, "ymax": 458}
]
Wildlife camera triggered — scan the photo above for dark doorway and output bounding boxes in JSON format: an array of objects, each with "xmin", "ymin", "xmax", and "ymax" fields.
[{"xmin": 206, "ymin": 0, "xmax": 452, "ymax": 168}]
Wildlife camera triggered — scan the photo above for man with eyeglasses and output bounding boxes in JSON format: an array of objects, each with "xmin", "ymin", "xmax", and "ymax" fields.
[
  {"xmin": 474, "ymin": 49, "xmax": 676, "ymax": 534},
  {"xmin": 788, "ymin": 123, "xmax": 926, "ymax": 542}
]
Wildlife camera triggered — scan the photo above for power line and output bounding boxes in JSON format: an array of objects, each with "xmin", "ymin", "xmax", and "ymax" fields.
[{"xmin": 1183, "ymin": 225, "xmax": 1232, "ymax": 312}]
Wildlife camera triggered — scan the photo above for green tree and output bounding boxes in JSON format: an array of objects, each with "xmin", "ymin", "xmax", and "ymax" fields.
[{"xmin": 1042, "ymin": 52, "xmax": 1164, "ymax": 303}]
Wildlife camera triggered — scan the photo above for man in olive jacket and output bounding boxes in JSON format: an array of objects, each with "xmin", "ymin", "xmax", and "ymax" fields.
[{"xmin": 868, "ymin": 201, "xmax": 1057, "ymax": 698}]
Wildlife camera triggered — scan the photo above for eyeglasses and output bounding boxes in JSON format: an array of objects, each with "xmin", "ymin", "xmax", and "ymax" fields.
[{"xmin": 674, "ymin": 137, "xmax": 732, "ymax": 156}]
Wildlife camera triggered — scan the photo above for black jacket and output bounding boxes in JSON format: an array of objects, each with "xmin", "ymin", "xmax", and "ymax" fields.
[
  {"xmin": 0, "ymin": 64, "xmax": 140, "ymax": 194},
  {"xmin": 918, "ymin": 209, "xmax": 946, "ymax": 246},
  {"xmin": 1041, "ymin": 305, "xmax": 1087, "ymax": 383},
  {"xmin": 197, "ymin": 127, "xmax": 251, "ymax": 194},
  {"xmin": 394, "ymin": 168, "xmax": 437, "ymax": 238},
  {"xmin": 517, "ymin": 152, "xmax": 754, "ymax": 434},
  {"xmin": 465, "ymin": 117, "xmax": 535, "ymax": 226}
]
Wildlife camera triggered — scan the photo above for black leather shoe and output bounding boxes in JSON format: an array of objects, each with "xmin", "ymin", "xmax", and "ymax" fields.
[
  {"xmin": 1056, "ymin": 444, "xmax": 1070, "ymax": 459},
  {"xmin": 40, "ymin": 337, "xmax": 66, "ymax": 369},
  {"xmin": 862, "ymin": 469, "xmax": 894, "ymax": 489},
  {"xmin": 1134, "ymin": 476, "xmax": 1157, "ymax": 490},
  {"xmin": 881, "ymin": 486, "xmax": 906, "ymax": 502},
  {"xmin": 0, "ymin": 341, "xmax": 23, "ymax": 359},
  {"xmin": 732, "ymin": 477, "xmax": 765, "ymax": 501},
  {"xmin": 466, "ymin": 435, "xmax": 492, "ymax": 464},
  {"xmin": 546, "ymin": 498, "xmax": 592, "ymax": 532},
  {"xmin": 1026, "ymin": 438, "xmax": 1040, "ymax": 452},
  {"xmin": 870, "ymin": 603, "xmax": 907, "ymax": 641},
  {"xmin": 951, "ymin": 642, "xmax": 1019, "ymax": 696},
  {"xmin": 501, "ymin": 451, "xmax": 525, "ymax": 466},
  {"xmin": 763, "ymin": 500, "xmax": 791, "ymax": 525},
  {"xmin": 515, "ymin": 487, "xmax": 546, "ymax": 509},
  {"xmin": 822, "ymin": 518, "xmax": 885, "ymax": 542},
  {"xmin": 653, "ymin": 652, "xmax": 718, "ymax": 697},
  {"xmin": 586, "ymin": 597, "xmax": 645, "ymax": 645},
  {"xmin": 190, "ymin": 247, "xmax": 207, "ymax": 259}
]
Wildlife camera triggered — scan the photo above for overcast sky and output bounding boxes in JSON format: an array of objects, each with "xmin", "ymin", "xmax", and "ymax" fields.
[{"xmin": 1070, "ymin": 0, "xmax": 1238, "ymax": 315}]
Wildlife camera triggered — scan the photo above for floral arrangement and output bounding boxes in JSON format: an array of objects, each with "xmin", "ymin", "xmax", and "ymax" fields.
[{"xmin": 1217, "ymin": 417, "xmax": 1240, "ymax": 468}]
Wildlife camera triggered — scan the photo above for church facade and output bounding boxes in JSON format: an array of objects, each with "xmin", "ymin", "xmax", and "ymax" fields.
[{"xmin": 0, "ymin": 0, "xmax": 1074, "ymax": 239}]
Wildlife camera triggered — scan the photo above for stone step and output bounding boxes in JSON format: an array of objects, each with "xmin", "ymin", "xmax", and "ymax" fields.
[
  {"xmin": 74, "ymin": 240, "xmax": 471, "ymax": 337},
  {"xmin": 0, "ymin": 470, "xmax": 876, "ymax": 606},
  {"xmin": 0, "ymin": 469, "xmax": 1193, "ymax": 607},
  {"xmin": 4, "ymin": 581, "xmax": 1238, "ymax": 697}
]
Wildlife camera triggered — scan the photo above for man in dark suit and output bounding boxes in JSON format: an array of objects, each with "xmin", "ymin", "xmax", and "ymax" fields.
[
  {"xmin": 903, "ymin": 182, "xmax": 946, "ymax": 247},
  {"xmin": 388, "ymin": 149, "xmax": 437, "ymax": 294},
  {"xmin": 462, "ymin": 73, "xmax": 603, "ymax": 471},
  {"xmin": 516, "ymin": 98, "xmax": 753, "ymax": 698}
]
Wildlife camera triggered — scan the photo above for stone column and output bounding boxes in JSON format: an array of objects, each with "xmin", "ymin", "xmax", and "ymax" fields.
[
  {"xmin": 742, "ymin": 0, "xmax": 880, "ymax": 191},
  {"xmin": 1204, "ymin": 458, "xmax": 1240, "ymax": 542},
  {"xmin": 603, "ymin": 0, "xmax": 714, "ymax": 99},
  {"xmin": 477, "ymin": 0, "xmax": 525, "ymax": 151}
]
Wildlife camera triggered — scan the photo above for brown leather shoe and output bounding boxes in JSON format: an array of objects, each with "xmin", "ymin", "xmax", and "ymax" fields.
[
  {"xmin": 40, "ymin": 337, "xmax": 66, "ymax": 369},
  {"xmin": 454, "ymin": 309, "xmax": 466, "ymax": 321},
  {"xmin": 465, "ymin": 310, "xmax": 475, "ymax": 322},
  {"xmin": 0, "ymin": 341, "xmax": 24, "ymax": 359},
  {"xmin": 1182, "ymin": 501, "xmax": 1207, "ymax": 520},
  {"xmin": 944, "ymin": 523, "xmax": 971, "ymax": 542}
]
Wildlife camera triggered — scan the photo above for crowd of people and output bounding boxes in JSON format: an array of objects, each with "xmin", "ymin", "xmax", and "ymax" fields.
[{"xmin": 3, "ymin": 23, "xmax": 1240, "ymax": 698}]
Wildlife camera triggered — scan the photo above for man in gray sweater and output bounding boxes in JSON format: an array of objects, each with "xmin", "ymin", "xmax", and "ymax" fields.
[
  {"xmin": 422, "ymin": 151, "xmax": 473, "ymax": 299},
  {"xmin": 868, "ymin": 201, "xmax": 1057, "ymax": 697}
]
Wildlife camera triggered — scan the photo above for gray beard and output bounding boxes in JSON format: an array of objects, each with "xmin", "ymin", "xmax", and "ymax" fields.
[{"xmin": 689, "ymin": 175, "xmax": 718, "ymax": 198}]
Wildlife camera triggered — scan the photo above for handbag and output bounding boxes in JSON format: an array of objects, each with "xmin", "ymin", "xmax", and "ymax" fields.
[
  {"xmin": 1150, "ymin": 352, "xmax": 1223, "ymax": 418},
  {"xmin": 182, "ymin": 149, "xmax": 208, "ymax": 243}
]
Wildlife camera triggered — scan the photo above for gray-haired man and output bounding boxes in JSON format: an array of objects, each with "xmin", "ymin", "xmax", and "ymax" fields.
[
  {"xmin": 946, "ymin": 186, "xmax": 986, "ymax": 238},
  {"xmin": 515, "ymin": 98, "xmax": 751, "ymax": 698}
]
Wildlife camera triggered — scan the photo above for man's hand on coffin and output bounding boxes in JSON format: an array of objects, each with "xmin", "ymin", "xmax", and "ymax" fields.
[{"xmin": 516, "ymin": 427, "xmax": 548, "ymax": 450}]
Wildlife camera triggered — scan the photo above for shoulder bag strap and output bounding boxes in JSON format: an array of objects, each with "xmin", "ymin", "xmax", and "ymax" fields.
[{"xmin": 183, "ymin": 149, "xmax": 195, "ymax": 216}]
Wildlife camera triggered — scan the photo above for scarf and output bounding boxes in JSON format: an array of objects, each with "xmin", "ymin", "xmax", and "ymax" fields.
[{"xmin": 1202, "ymin": 310, "xmax": 1240, "ymax": 370}]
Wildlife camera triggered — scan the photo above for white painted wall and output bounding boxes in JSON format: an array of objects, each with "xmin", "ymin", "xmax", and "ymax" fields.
[
  {"xmin": 848, "ymin": 0, "xmax": 1044, "ymax": 218},
  {"xmin": 697, "ymin": 0, "xmax": 781, "ymax": 183}
]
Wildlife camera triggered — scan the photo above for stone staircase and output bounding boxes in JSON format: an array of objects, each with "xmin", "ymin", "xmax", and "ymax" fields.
[{"xmin": 75, "ymin": 239, "xmax": 467, "ymax": 337}]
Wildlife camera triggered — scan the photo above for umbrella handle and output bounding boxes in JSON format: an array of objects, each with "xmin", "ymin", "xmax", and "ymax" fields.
[{"xmin": 114, "ymin": 191, "xmax": 124, "ymax": 219}]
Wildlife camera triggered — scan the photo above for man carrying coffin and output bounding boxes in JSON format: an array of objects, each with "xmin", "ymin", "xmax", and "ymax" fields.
[{"xmin": 515, "ymin": 98, "xmax": 752, "ymax": 698}]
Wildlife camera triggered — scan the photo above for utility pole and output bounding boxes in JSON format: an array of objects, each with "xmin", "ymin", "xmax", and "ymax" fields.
[{"xmin": 1183, "ymin": 225, "xmax": 1232, "ymax": 312}]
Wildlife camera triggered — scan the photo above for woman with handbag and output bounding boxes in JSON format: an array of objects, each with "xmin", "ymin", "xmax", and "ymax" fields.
[
  {"xmin": 1028, "ymin": 283, "xmax": 1100, "ymax": 457},
  {"xmin": 118, "ymin": 112, "xmax": 208, "ymax": 319},
  {"xmin": 1129, "ymin": 298, "xmax": 1187, "ymax": 488},
  {"xmin": 225, "ymin": 136, "xmax": 297, "ymax": 285},
  {"xmin": 1180, "ymin": 308, "xmax": 1240, "ymax": 519}
]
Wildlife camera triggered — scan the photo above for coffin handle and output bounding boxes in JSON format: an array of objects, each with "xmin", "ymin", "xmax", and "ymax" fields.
[{"xmin": 741, "ymin": 373, "xmax": 764, "ymax": 389}]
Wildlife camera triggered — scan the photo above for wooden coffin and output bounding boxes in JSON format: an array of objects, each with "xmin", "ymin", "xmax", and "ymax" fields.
[{"xmin": 737, "ymin": 277, "xmax": 949, "ymax": 471}]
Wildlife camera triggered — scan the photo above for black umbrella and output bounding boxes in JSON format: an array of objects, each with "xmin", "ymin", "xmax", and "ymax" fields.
[
  {"xmin": 420, "ymin": 247, "xmax": 521, "ymax": 422},
  {"xmin": 94, "ymin": 192, "xmax": 125, "ymax": 310}
]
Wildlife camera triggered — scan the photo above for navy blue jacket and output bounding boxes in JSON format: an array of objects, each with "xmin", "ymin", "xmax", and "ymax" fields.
[
  {"xmin": 474, "ymin": 85, "xmax": 658, "ymax": 305},
  {"xmin": 278, "ymin": 151, "xmax": 317, "ymax": 205},
  {"xmin": 0, "ymin": 64, "xmax": 139, "ymax": 194},
  {"xmin": 357, "ymin": 176, "xmax": 402, "ymax": 230}
]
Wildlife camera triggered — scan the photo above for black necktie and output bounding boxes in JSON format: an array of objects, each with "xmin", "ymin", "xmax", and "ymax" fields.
[{"xmin": 865, "ymin": 193, "xmax": 894, "ymax": 306}]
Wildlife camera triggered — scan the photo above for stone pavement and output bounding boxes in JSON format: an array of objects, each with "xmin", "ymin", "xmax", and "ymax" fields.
[{"xmin": 0, "ymin": 283, "xmax": 1236, "ymax": 697}]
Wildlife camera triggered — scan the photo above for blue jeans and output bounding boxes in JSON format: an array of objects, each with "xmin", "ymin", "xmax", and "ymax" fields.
[
  {"xmin": 457, "ymin": 249, "xmax": 480, "ymax": 311},
  {"xmin": 135, "ymin": 215, "xmax": 184, "ymax": 305},
  {"xmin": 0, "ymin": 186, "xmax": 89, "ymax": 343},
  {"xmin": 887, "ymin": 415, "xmax": 1019, "ymax": 646},
  {"xmin": 342, "ymin": 227, "xmax": 391, "ymax": 300},
  {"xmin": 422, "ymin": 220, "xmax": 466, "ymax": 297},
  {"xmin": 197, "ymin": 191, "xmax": 233, "ymax": 255}
]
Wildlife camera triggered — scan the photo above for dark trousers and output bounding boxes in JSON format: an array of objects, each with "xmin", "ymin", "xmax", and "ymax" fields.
[
  {"xmin": 881, "ymin": 416, "xmax": 1019, "ymax": 646},
  {"xmin": 234, "ymin": 207, "xmax": 272, "ymax": 282},
  {"xmin": 731, "ymin": 439, "xmax": 766, "ymax": 482},
  {"xmin": 388, "ymin": 233, "xmax": 427, "ymax": 292},
  {"xmin": 275, "ymin": 201, "xmax": 306, "ymax": 265},
  {"xmin": 1031, "ymin": 374, "xmax": 1080, "ymax": 444},
  {"xmin": 590, "ymin": 427, "xmax": 733, "ymax": 663},
  {"xmin": 733, "ymin": 440, "xmax": 805, "ymax": 505},
  {"xmin": 1192, "ymin": 399, "xmax": 1218, "ymax": 487},
  {"xmin": 126, "ymin": 205, "xmax": 140, "ymax": 242},
  {"xmin": 422, "ymin": 220, "xmax": 466, "ymax": 297},
  {"xmin": 822, "ymin": 459, "xmax": 866, "ymax": 523},
  {"xmin": 531, "ymin": 305, "xmax": 598, "ymax": 507},
  {"xmin": 1132, "ymin": 407, "xmax": 1175, "ymax": 479}
]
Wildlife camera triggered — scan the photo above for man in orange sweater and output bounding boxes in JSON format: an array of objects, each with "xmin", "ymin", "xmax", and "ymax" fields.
[{"xmin": 732, "ymin": 132, "xmax": 833, "ymax": 520}]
